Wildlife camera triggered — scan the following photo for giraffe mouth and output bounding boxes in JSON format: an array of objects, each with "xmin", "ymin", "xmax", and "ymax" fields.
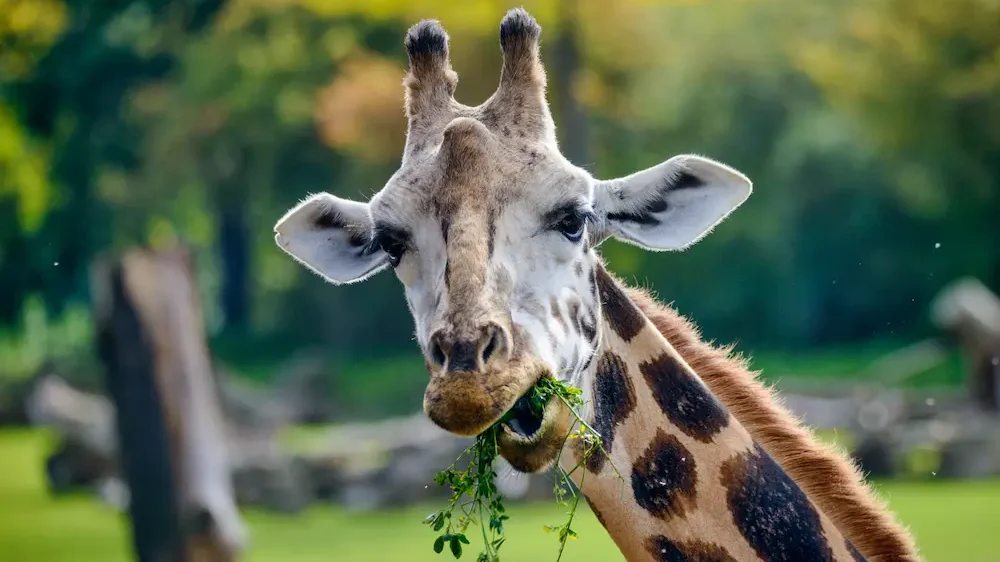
[
  {"xmin": 500, "ymin": 387, "xmax": 546, "ymax": 438},
  {"xmin": 495, "ymin": 378, "xmax": 576, "ymax": 474}
]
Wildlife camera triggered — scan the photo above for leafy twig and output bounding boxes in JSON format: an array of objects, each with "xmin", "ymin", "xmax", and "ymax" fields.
[{"xmin": 425, "ymin": 378, "xmax": 623, "ymax": 562}]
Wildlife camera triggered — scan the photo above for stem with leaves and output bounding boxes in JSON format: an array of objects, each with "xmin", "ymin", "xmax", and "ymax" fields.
[{"xmin": 424, "ymin": 378, "xmax": 624, "ymax": 562}]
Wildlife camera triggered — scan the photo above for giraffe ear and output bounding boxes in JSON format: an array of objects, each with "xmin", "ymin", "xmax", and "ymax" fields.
[
  {"xmin": 593, "ymin": 155, "xmax": 751, "ymax": 251},
  {"xmin": 273, "ymin": 193, "xmax": 388, "ymax": 284}
]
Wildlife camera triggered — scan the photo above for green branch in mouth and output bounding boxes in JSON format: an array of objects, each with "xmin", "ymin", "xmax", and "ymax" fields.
[{"xmin": 423, "ymin": 377, "xmax": 624, "ymax": 562}]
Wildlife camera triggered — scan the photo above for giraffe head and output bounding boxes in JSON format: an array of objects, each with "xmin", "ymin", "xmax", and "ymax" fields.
[{"xmin": 274, "ymin": 9, "xmax": 751, "ymax": 472}]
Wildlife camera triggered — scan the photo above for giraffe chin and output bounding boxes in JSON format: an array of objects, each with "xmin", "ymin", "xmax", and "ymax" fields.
[{"xmin": 496, "ymin": 396, "xmax": 576, "ymax": 474}]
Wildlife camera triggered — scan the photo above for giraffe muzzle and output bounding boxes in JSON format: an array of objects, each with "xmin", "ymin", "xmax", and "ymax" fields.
[{"xmin": 421, "ymin": 352, "xmax": 548, "ymax": 438}]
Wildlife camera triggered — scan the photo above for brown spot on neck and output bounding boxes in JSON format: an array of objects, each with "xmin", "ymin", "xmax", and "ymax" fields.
[
  {"xmin": 720, "ymin": 444, "xmax": 835, "ymax": 562},
  {"xmin": 595, "ymin": 264, "xmax": 645, "ymax": 341},
  {"xmin": 584, "ymin": 351, "xmax": 636, "ymax": 473},
  {"xmin": 646, "ymin": 535, "xmax": 737, "ymax": 562},
  {"xmin": 630, "ymin": 428, "xmax": 698, "ymax": 520},
  {"xmin": 638, "ymin": 352, "xmax": 730, "ymax": 443}
]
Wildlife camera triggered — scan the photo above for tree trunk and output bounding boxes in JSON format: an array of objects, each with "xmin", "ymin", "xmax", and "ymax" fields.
[
  {"xmin": 210, "ymin": 142, "xmax": 252, "ymax": 334},
  {"xmin": 92, "ymin": 248, "xmax": 246, "ymax": 562},
  {"xmin": 218, "ymin": 202, "xmax": 249, "ymax": 332}
]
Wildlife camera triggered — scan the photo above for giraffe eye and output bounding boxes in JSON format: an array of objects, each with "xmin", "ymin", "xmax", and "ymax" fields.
[
  {"xmin": 372, "ymin": 227, "xmax": 409, "ymax": 267},
  {"xmin": 554, "ymin": 211, "xmax": 588, "ymax": 242}
]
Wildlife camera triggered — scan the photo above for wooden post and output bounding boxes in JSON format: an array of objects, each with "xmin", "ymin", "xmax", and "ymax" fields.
[{"xmin": 93, "ymin": 248, "xmax": 246, "ymax": 562}]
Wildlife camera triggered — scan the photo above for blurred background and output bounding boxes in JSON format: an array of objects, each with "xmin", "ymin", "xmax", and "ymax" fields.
[{"xmin": 1, "ymin": 0, "xmax": 998, "ymax": 561}]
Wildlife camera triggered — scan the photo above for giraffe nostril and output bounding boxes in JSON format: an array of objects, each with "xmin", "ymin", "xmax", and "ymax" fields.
[
  {"xmin": 481, "ymin": 322, "xmax": 508, "ymax": 366},
  {"xmin": 481, "ymin": 329, "xmax": 499, "ymax": 365},
  {"xmin": 429, "ymin": 333, "xmax": 448, "ymax": 368}
]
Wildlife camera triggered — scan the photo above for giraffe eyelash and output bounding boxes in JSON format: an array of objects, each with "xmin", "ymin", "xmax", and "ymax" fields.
[
  {"xmin": 551, "ymin": 208, "xmax": 593, "ymax": 242},
  {"xmin": 368, "ymin": 224, "xmax": 411, "ymax": 266}
]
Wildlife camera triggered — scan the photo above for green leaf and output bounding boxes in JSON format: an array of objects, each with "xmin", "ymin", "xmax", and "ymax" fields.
[
  {"xmin": 433, "ymin": 515, "xmax": 446, "ymax": 531},
  {"xmin": 457, "ymin": 534, "xmax": 470, "ymax": 545},
  {"xmin": 449, "ymin": 535, "xmax": 463, "ymax": 558},
  {"xmin": 434, "ymin": 536, "xmax": 446, "ymax": 554}
]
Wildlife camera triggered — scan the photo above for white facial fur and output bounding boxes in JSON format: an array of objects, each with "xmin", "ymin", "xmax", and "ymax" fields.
[{"xmin": 359, "ymin": 154, "xmax": 603, "ymax": 391}]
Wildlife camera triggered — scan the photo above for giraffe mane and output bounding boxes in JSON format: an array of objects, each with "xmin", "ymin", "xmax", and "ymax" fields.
[{"xmin": 624, "ymin": 285, "xmax": 923, "ymax": 562}]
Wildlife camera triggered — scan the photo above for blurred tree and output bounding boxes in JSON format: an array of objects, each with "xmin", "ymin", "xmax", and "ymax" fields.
[
  {"xmin": 0, "ymin": 0, "xmax": 67, "ymax": 80},
  {"xmin": 572, "ymin": 0, "xmax": 998, "ymax": 347},
  {"xmin": 123, "ymin": 4, "xmax": 343, "ymax": 334},
  {"xmin": 794, "ymin": 0, "xmax": 1000, "ymax": 288},
  {"xmin": 123, "ymin": 4, "xmax": 414, "ymax": 342},
  {"xmin": 0, "ymin": 0, "xmax": 66, "ymax": 319},
  {"xmin": 2, "ymin": 0, "xmax": 228, "ymax": 323}
]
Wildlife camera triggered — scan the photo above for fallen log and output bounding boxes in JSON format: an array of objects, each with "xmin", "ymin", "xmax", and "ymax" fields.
[{"xmin": 27, "ymin": 374, "xmax": 116, "ymax": 456}]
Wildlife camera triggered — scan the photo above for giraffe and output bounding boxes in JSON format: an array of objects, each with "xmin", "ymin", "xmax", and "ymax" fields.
[{"xmin": 273, "ymin": 9, "xmax": 922, "ymax": 562}]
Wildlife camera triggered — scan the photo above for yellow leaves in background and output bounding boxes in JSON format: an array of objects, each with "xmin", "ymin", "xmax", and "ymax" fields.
[
  {"xmin": 315, "ymin": 52, "xmax": 407, "ymax": 163},
  {"xmin": 148, "ymin": 216, "xmax": 181, "ymax": 250},
  {"xmin": 291, "ymin": 0, "xmax": 557, "ymax": 35},
  {"xmin": 0, "ymin": 105, "xmax": 51, "ymax": 233},
  {"xmin": 0, "ymin": 0, "xmax": 64, "ymax": 231},
  {"xmin": 572, "ymin": 68, "xmax": 607, "ymax": 113},
  {"xmin": 790, "ymin": 0, "xmax": 1000, "ymax": 211},
  {"xmin": 321, "ymin": 25, "xmax": 359, "ymax": 63},
  {"xmin": 224, "ymin": 0, "xmax": 558, "ymax": 36},
  {"xmin": 793, "ymin": 0, "xmax": 1000, "ymax": 105},
  {"xmin": 0, "ymin": 0, "xmax": 64, "ymax": 36},
  {"xmin": 0, "ymin": 0, "xmax": 67, "ymax": 79},
  {"xmin": 574, "ymin": 0, "xmax": 659, "ymax": 73},
  {"xmin": 234, "ymin": 16, "xmax": 307, "ymax": 76}
]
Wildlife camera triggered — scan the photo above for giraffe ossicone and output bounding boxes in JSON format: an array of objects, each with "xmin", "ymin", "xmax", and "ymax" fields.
[{"xmin": 274, "ymin": 8, "xmax": 922, "ymax": 562}]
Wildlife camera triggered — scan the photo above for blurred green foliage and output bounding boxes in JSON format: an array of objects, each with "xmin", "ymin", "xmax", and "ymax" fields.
[{"xmin": 0, "ymin": 0, "xmax": 997, "ymax": 394}]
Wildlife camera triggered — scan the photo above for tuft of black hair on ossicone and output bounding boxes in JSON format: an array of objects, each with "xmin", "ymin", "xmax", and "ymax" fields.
[
  {"xmin": 405, "ymin": 19, "xmax": 449, "ymax": 63},
  {"xmin": 499, "ymin": 8, "xmax": 541, "ymax": 51}
]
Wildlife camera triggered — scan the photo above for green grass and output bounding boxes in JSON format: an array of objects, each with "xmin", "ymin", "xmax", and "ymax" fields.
[
  {"xmin": 1, "ymin": 429, "xmax": 997, "ymax": 562},
  {"xmin": 748, "ymin": 342, "xmax": 965, "ymax": 389}
]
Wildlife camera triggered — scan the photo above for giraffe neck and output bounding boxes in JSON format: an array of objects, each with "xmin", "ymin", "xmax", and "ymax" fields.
[{"xmin": 558, "ymin": 265, "xmax": 865, "ymax": 562}]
